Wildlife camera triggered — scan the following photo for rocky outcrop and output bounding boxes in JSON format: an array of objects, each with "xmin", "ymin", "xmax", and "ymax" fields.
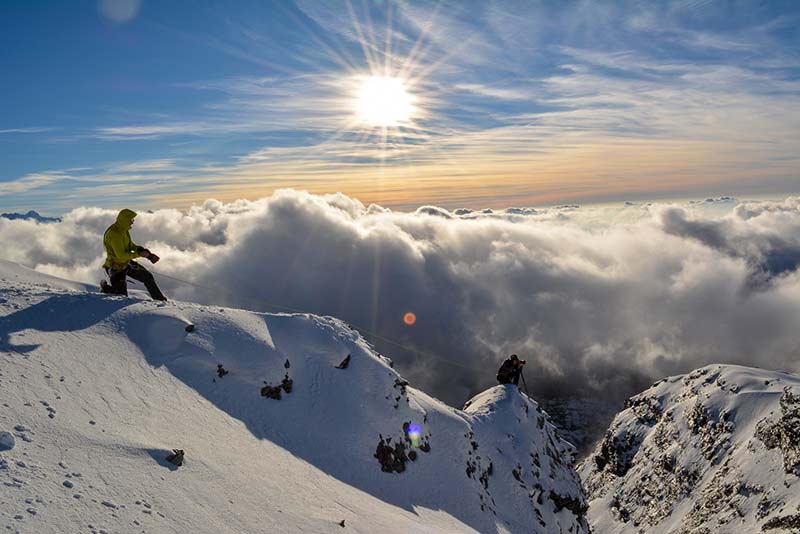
[
  {"xmin": 580, "ymin": 365, "xmax": 800, "ymax": 534},
  {"xmin": 755, "ymin": 387, "xmax": 800, "ymax": 475}
]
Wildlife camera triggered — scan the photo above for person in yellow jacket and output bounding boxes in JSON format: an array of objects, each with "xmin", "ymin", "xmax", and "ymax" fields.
[{"xmin": 100, "ymin": 208, "xmax": 167, "ymax": 301}]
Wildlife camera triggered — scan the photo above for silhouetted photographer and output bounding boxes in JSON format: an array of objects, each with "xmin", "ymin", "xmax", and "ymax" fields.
[{"xmin": 496, "ymin": 354, "xmax": 526, "ymax": 386}]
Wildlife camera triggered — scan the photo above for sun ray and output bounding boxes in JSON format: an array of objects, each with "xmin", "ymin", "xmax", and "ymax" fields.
[
  {"xmin": 360, "ymin": 0, "xmax": 381, "ymax": 72},
  {"xmin": 346, "ymin": 0, "xmax": 379, "ymax": 74},
  {"xmin": 406, "ymin": 34, "xmax": 478, "ymax": 89},
  {"xmin": 398, "ymin": 1, "xmax": 445, "ymax": 81},
  {"xmin": 279, "ymin": 3, "xmax": 361, "ymax": 73},
  {"xmin": 383, "ymin": 1, "xmax": 393, "ymax": 77}
]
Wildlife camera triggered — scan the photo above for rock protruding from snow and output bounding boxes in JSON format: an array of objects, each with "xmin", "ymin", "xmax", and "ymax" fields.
[
  {"xmin": 0, "ymin": 431, "xmax": 15, "ymax": 451},
  {"xmin": 580, "ymin": 364, "xmax": 800, "ymax": 534}
]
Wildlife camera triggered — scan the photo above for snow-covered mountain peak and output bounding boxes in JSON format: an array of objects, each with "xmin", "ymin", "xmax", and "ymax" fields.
[
  {"xmin": 580, "ymin": 363, "xmax": 800, "ymax": 534},
  {"xmin": 0, "ymin": 260, "xmax": 587, "ymax": 533},
  {"xmin": 463, "ymin": 385, "xmax": 588, "ymax": 528}
]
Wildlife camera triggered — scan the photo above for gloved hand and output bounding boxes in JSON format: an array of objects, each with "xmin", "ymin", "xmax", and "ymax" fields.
[{"xmin": 138, "ymin": 248, "xmax": 159, "ymax": 263}]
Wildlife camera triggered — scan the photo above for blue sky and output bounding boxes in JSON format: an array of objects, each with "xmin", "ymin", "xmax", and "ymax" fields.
[{"xmin": 1, "ymin": 0, "xmax": 799, "ymax": 213}]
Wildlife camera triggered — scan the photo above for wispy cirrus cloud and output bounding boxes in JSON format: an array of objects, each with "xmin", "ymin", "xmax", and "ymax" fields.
[
  {"xmin": 108, "ymin": 159, "xmax": 179, "ymax": 173},
  {"xmin": 0, "ymin": 171, "xmax": 73, "ymax": 196},
  {"xmin": 95, "ymin": 124, "xmax": 214, "ymax": 140},
  {"xmin": 0, "ymin": 127, "xmax": 55, "ymax": 135}
]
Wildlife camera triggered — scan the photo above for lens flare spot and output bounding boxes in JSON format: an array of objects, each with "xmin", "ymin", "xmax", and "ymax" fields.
[
  {"xmin": 403, "ymin": 312, "xmax": 416, "ymax": 325},
  {"xmin": 99, "ymin": 0, "xmax": 141, "ymax": 23},
  {"xmin": 407, "ymin": 424, "xmax": 422, "ymax": 447}
]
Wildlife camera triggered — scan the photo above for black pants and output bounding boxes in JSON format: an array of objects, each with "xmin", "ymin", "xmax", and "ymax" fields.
[
  {"xmin": 104, "ymin": 261, "xmax": 166, "ymax": 301},
  {"xmin": 497, "ymin": 372, "xmax": 520, "ymax": 386}
]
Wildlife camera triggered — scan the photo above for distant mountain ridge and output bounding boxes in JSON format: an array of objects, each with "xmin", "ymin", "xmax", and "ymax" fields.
[{"xmin": 0, "ymin": 210, "xmax": 61, "ymax": 223}]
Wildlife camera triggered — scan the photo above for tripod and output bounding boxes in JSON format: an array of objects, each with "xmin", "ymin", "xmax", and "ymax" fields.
[{"xmin": 520, "ymin": 369, "xmax": 531, "ymax": 397}]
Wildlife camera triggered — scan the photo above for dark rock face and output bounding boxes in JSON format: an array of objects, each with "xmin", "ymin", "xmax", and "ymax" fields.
[
  {"xmin": 594, "ymin": 429, "xmax": 642, "ymax": 477},
  {"xmin": 592, "ymin": 395, "xmax": 665, "ymax": 477},
  {"xmin": 549, "ymin": 490, "xmax": 588, "ymax": 517},
  {"xmin": 374, "ymin": 422, "xmax": 432, "ymax": 474},
  {"xmin": 261, "ymin": 367, "xmax": 294, "ymax": 400},
  {"xmin": 685, "ymin": 400, "xmax": 709, "ymax": 433},
  {"xmin": 762, "ymin": 513, "xmax": 800, "ymax": 530},
  {"xmin": 281, "ymin": 374, "xmax": 293, "ymax": 394},
  {"xmin": 755, "ymin": 387, "xmax": 800, "ymax": 475},
  {"xmin": 685, "ymin": 400, "xmax": 734, "ymax": 460},
  {"xmin": 261, "ymin": 384, "xmax": 282, "ymax": 399},
  {"xmin": 625, "ymin": 395, "xmax": 663, "ymax": 425}
]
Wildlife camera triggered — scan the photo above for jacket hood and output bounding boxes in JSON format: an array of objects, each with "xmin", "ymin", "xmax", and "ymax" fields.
[{"xmin": 116, "ymin": 209, "xmax": 137, "ymax": 229}]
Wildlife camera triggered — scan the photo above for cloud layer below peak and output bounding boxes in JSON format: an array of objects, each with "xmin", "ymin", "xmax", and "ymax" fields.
[{"xmin": 2, "ymin": 191, "xmax": 800, "ymax": 411}]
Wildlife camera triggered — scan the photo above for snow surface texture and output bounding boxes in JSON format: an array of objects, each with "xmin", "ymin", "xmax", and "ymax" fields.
[
  {"xmin": 0, "ymin": 259, "xmax": 587, "ymax": 533},
  {"xmin": 580, "ymin": 364, "xmax": 800, "ymax": 533}
]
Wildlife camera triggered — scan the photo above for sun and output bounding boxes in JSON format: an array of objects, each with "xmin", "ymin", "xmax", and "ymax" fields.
[{"xmin": 354, "ymin": 75, "xmax": 416, "ymax": 127}]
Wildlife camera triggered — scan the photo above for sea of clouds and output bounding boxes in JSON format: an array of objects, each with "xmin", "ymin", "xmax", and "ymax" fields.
[{"xmin": 2, "ymin": 190, "xmax": 800, "ymax": 410}]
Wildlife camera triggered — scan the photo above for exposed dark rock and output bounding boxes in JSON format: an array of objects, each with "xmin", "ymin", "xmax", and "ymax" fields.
[
  {"xmin": 686, "ymin": 400, "xmax": 709, "ymax": 434},
  {"xmin": 466, "ymin": 460, "xmax": 477, "ymax": 478},
  {"xmin": 375, "ymin": 423, "xmax": 431, "ymax": 474},
  {"xmin": 165, "ymin": 449, "xmax": 185, "ymax": 467},
  {"xmin": 624, "ymin": 395, "xmax": 662, "ymax": 425},
  {"xmin": 512, "ymin": 466, "xmax": 522, "ymax": 482},
  {"xmin": 375, "ymin": 434, "xmax": 407, "ymax": 473},
  {"xmin": 755, "ymin": 387, "xmax": 800, "ymax": 475},
  {"xmin": 762, "ymin": 513, "xmax": 800, "ymax": 530},
  {"xmin": 685, "ymin": 401, "xmax": 734, "ymax": 460},
  {"xmin": 549, "ymin": 490, "xmax": 588, "ymax": 518},
  {"xmin": 596, "ymin": 429, "xmax": 642, "ymax": 477},
  {"xmin": 281, "ymin": 374, "xmax": 293, "ymax": 394},
  {"xmin": 261, "ymin": 383, "xmax": 282, "ymax": 400}
]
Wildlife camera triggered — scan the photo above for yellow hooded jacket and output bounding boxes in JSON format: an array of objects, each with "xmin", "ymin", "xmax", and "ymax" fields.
[{"xmin": 103, "ymin": 209, "xmax": 142, "ymax": 270}]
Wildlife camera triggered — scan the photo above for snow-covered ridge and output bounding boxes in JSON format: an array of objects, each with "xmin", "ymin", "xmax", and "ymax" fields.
[
  {"xmin": 0, "ymin": 260, "xmax": 586, "ymax": 533},
  {"xmin": 580, "ymin": 364, "xmax": 800, "ymax": 534}
]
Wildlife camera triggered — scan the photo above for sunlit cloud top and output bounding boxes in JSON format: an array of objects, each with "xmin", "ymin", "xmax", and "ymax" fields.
[{"xmin": 1, "ymin": 0, "xmax": 799, "ymax": 213}]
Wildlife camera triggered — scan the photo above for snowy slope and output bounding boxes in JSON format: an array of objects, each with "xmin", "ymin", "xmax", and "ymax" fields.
[
  {"xmin": 579, "ymin": 364, "xmax": 800, "ymax": 534},
  {"xmin": 0, "ymin": 259, "xmax": 587, "ymax": 534}
]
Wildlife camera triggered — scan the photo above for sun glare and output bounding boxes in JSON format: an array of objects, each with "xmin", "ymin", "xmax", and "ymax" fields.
[{"xmin": 355, "ymin": 75, "xmax": 415, "ymax": 127}]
